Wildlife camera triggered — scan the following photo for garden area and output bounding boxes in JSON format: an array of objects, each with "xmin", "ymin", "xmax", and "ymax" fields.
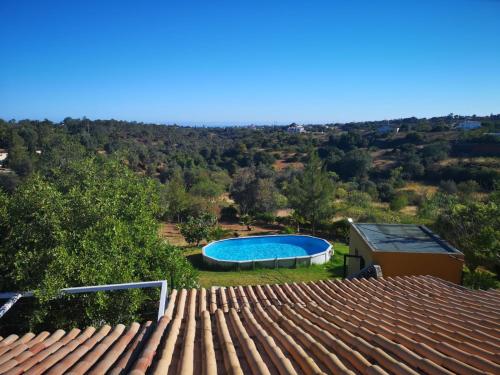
[
  {"xmin": 186, "ymin": 241, "xmax": 347, "ymax": 288},
  {"xmin": 160, "ymin": 222, "xmax": 349, "ymax": 288}
]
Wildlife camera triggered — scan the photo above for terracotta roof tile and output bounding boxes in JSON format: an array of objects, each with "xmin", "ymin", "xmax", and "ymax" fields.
[{"xmin": 0, "ymin": 275, "xmax": 499, "ymax": 374}]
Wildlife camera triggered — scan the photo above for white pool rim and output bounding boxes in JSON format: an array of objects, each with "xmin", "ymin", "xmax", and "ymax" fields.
[{"xmin": 202, "ymin": 234, "xmax": 333, "ymax": 266}]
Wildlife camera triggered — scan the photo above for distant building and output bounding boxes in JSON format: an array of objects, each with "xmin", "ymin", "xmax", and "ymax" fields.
[
  {"xmin": 455, "ymin": 120, "xmax": 481, "ymax": 131},
  {"xmin": 0, "ymin": 149, "xmax": 8, "ymax": 164},
  {"xmin": 347, "ymin": 223, "xmax": 464, "ymax": 283},
  {"xmin": 287, "ymin": 124, "xmax": 305, "ymax": 133}
]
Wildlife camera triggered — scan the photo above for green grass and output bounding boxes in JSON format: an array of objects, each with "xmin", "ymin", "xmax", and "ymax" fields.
[{"xmin": 184, "ymin": 242, "xmax": 349, "ymax": 288}]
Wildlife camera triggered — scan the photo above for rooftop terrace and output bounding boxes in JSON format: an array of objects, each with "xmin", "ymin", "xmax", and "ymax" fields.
[{"xmin": 0, "ymin": 275, "xmax": 499, "ymax": 374}]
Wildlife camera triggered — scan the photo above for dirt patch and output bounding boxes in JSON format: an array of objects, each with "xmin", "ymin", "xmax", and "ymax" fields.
[
  {"xmin": 159, "ymin": 221, "xmax": 282, "ymax": 247},
  {"xmin": 401, "ymin": 205, "xmax": 418, "ymax": 216},
  {"xmin": 273, "ymin": 159, "xmax": 304, "ymax": 171},
  {"xmin": 400, "ymin": 182, "xmax": 438, "ymax": 195},
  {"xmin": 275, "ymin": 209, "xmax": 292, "ymax": 217}
]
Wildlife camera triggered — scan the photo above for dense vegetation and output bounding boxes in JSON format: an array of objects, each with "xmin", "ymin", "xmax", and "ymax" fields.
[
  {"xmin": 0, "ymin": 114, "xmax": 499, "ymax": 331},
  {"xmin": 0, "ymin": 158, "xmax": 196, "ymax": 333}
]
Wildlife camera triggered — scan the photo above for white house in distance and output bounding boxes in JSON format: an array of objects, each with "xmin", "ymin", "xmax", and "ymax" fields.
[
  {"xmin": 455, "ymin": 120, "xmax": 481, "ymax": 131},
  {"xmin": 287, "ymin": 124, "xmax": 306, "ymax": 133},
  {"xmin": 0, "ymin": 149, "xmax": 8, "ymax": 165}
]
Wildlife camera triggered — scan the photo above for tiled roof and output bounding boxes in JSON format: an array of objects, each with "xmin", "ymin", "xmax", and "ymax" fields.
[{"xmin": 0, "ymin": 275, "xmax": 499, "ymax": 374}]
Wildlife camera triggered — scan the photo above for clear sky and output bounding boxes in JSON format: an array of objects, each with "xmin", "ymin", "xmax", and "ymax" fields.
[{"xmin": 1, "ymin": 0, "xmax": 499, "ymax": 125}]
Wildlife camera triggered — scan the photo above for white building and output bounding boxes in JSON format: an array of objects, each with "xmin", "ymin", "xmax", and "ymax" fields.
[
  {"xmin": 0, "ymin": 150, "xmax": 8, "ymax": 164},
  {"xmin": 456, "ymin": 120, "xmax": 481, "ymax": 131},
  {"xmin": 287, "ymin": 124, "xmax": 305, "ymax": 133}
]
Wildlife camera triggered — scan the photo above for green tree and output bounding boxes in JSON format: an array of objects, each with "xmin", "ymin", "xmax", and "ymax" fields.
[
  {"xmin": 435, "ymin": 200, "xmax": 499, "ymax": 277},
  {"xmin": 390, "ymin": 193, "xmax": 409, "ymax": 211},
  {"xmin": 178, "ymin": 212, "xmax": 217, "ymax": 246},
  {"xmin": 229, "ymin": 167, "xmax": 256, "ymax": 214},
  {"xmin": 0, "ymin": 158, "xmax": 197, "ymax": 331},
  {"xmin": 239, "ymin": 213, "xmax": 255, "ymax": 231},
  {"xmin": 161, "ymin": 169, "xmax": 190, "ymax": 222},
  {"xmin": 230, "ymin": 167, "xmax": 281, "ymax": 215},
  {"xmin": 287, "ymin": 152, "xmax": 335, "ymax": 234},
  {"xmin": 333, "ymin": 150, "xmax": 372, "ymax": 180},
  {"xmin": 7, "ymin": 133, "xmax": 33, "ymax": 178}
]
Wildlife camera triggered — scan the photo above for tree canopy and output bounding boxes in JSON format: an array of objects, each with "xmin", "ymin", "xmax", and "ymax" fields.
[
  {"xmin": 0, "ymin": 157, "xmax": 197, "ymax": 332},
  {"xmin": 286, "ymin": 152, "xmax": 335, "ymax": 233}
]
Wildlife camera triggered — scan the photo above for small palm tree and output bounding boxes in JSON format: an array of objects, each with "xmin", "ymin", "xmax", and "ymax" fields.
[{"xmin": 240, "ymin": 214, "xmax": 254, "ymax": 231}]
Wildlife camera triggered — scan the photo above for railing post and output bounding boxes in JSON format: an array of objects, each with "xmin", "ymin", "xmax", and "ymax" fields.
[
  {"xmin": 0, "ymin": 293, "xmax": 22, "ymax": 319},
  {"xmin": 157, "ymin": 280, "xmax": 168, "ymax": 321}
]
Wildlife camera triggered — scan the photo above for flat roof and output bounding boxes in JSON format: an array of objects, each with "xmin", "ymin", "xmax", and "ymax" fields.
[{"xmin": 352, "ymin": 223, "xmax": 462, "ymax": 254}]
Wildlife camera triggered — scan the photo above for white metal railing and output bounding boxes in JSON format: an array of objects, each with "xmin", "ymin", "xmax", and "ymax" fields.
[{"xmin": 0, "ymin": 280, "xmax": 168, "ymax": 321}]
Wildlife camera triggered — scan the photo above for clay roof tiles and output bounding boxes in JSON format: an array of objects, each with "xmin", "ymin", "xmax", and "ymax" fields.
[{"xmin": 0, "ymin": 275, "xmax": 498, "ymax": 374}]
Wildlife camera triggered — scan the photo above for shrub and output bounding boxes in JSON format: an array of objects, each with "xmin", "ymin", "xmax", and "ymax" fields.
[
  {"xmin": 390, "ymin": 193, "xmax": 409, "ymax": 211},
  {"xmin": 220, "ymin": 205, "xmax": 238, "ymax": 222},
  {"xmin": 457, "ymin": 180, "xmax": 480, "ymax": 196},
  {"xmin": 254, "ymin": 212, "xmax": 276, "ymax": 224},
  {"xmin": 463, "ymin": 268, "xmax": 498, "ymax": 290},
  {"xmin": 208, "ymin": 225, "xmax": 232, "ymax": 241},
  {"xmin": 377, "ymin": 182, "xmax": 395, "ymax": 202},
  {"xmin": 347, "ymin": 191, "xmax": 372, "ymax": 209},
  {"xmin": 330, "ymin": 219, "xmax": 351, "ymax": 242},
  {"xmin": 439, "ymin": 180, "xmax": 458, "ymax": 194},
  {"xmin": 282, "ymin": 226, "xmax": 296, "ymax": 234},
  {"xmin": 178, "ymin": 213, "xmax": 217, "ymax": 246}
]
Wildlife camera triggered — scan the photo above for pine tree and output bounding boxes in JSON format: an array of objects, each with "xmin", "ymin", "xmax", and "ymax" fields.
[{"xmin": 287, "ymin": 152, "xmax": 334, "ymax": 234}]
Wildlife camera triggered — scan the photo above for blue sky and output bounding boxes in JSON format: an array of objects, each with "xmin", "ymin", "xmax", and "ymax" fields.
[{"xmin": 1, "ymin": 0, "xmax": 499, "ymax": 125}]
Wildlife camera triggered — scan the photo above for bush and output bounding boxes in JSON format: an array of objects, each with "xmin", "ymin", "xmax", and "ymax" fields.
[
  {"xmin": 178, "ymin": 213, "xmax": 217, "ymax": 246},
  {"xmin": 330, "ymin": 219, "xmax": 351, "ymax": 242},
  {"xmin": 281, "ymin": 226, "xmax": 296, "ymax": 234},
  {"xmin": 463, "ymin": 268, "xmax": 498, "ymax": 290},
  {"xmin": 0, "ymin": 173, "xmax": 21, "ymax": 193},
  {"xmin": 220, "ymin": 205, "xmax": 238, "ymax": 222},
  {"xmin": 335, "ymin": 187, "xmax": 348, "ymax": 199},
  {"xmin": 208, "ymin": 225, "xmax": 232, "ymax": 241},
  {"xmin": 390, "ymin": 193, "xmax": 409, "ymax": 211},
  {"xmin": 439, "ymin": 180, "xmax": 458, "ymax": 194},
  {"xmin": 457, "ymin": 180, "xmax": 480, "ymax": 196},
  {"xmin": 254, "ymin": 212, "xmax": 276, "ymax": 224},
  {"xmin": 377, "ymin": 182, "xmax": 395, "ymax": 202},
  {"xmin": 347, "ymin": 191, "xmax": 372, "ymax": 208}
]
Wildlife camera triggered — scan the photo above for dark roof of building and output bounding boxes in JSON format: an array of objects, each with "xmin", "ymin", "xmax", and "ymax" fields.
[
  {"xmin": 352, "ymin": 224, "xmax": 462, "ymax": 254},
  {"xmin": 0, "ymin": 276, "xmax": 499, "ymax": 374}
]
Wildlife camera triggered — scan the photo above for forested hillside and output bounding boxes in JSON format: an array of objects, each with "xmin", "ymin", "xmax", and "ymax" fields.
[{"xmin": 0, "ymin": 114, "xmax": 499, "ymax": 331}]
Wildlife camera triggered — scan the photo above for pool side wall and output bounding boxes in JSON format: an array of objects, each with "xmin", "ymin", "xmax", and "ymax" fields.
[{"xmin": 202, "ymin": 235, "xmax": 333, "ymax": 270}]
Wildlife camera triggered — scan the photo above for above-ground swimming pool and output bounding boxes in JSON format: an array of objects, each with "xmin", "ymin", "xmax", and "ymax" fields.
[{"xmin": 202, "ymin": 235, "xmax": 333, "ymax": 269}]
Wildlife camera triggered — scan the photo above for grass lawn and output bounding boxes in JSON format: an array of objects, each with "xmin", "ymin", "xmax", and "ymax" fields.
[{"xmin": 184, "ymin": 242, "xmax": 350, "ymax": 288}]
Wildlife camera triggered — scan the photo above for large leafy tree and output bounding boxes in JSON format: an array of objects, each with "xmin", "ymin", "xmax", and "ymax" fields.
[
  {"xmin": 435, "ymin": 199, "xmax": 499, "ymax": 274},
  {"xmin": 161, "ymin": 169, "xmax": 191, "ymax": 222},
  {"xmin": 287, "ymin": 152, "xmax": 335, "ymax": 234},
  {"xmin": 230, "ymin": 166, "xmax": 282, "ymax": 215},
  {"xmin": 0, "ymin": 158, "xmax": 197, "ymax": 332},
  {"xmin": 178, "ymin": 212, "xmax": 217, "ymax": 246}
]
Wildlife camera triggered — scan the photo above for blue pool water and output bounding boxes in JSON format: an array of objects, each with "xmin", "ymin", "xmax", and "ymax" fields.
[{"xmin": 203, "ymin": 235, "xmax": 331, "ymax": 261}]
